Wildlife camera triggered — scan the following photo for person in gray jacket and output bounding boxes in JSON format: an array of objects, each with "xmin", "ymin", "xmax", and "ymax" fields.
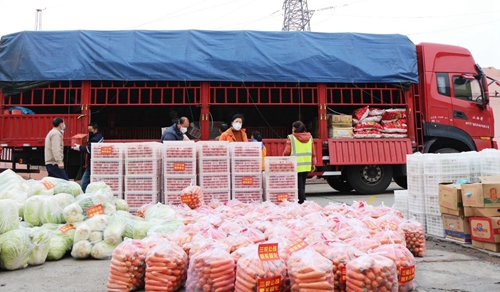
[
  {"xmin": 45, "ymin": 117, "xmax": 69, "ymax": 180},
  {"xmin": 161, "ymin": 117, "xmax": 190, "ymax": 141}
]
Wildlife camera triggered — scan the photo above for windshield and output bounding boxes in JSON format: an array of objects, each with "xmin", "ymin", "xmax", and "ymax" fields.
[{"xmin": 452, "ymin": 76, "xmax": 482, "ymax": 101}]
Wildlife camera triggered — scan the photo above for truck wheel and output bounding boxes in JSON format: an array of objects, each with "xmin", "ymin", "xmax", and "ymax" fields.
[
  {"xmin": 326, "ymin": 176, "xmax": 353, "ymax": 192},
  {"xmin": 345, "ymin": 165, "xmax": 393, "ymax": 195},
  {"xmin": 393, "ymin": 175, "xmax": 407, "ymax": 189},
  {"xmin": 434, "ymin": 148, "xmax": 459, "ymax": 153}
]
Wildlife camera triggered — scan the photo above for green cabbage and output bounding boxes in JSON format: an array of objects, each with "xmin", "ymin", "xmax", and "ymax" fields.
[
  {"xmin": 0, "ymin": 199, "xmax": 20, "ymax": 234},
  {"xmin": 85, "ymin": 182, "xmax": 112, "ymax": 195},
  {"xmin": 74, "ymin": 222, "xmax": 91, "ymax": 243},
  {"xmin": 27, "ymin": 180, "xmax": 55, "ymax": 197},
  {"xmin": 63, "ymin": 203, "xmax": 85, "ymax": 224},
  {"xmin": 86, "ymin": 214, "xmax": 108, "ymax": 231},
  {"xmin": 148, "ymin": 219, "xmax": 184, "ymax": 235},
  {"xmin": 23, "ymin": 195, "xmax": 46, "ymax": 226},
  {"xmin": 132, "ymin": 221, "xmax": 153, "ymax": 239},
  {"xmin": 40, "ymin": 193, "xmax": 74, "ymax": 224},
  {"xmin": 89, "ymin": 231, "xmax": 103, "ymax": 244},
  {"xmin": 41, "ymin": 223, "xmax": 62, "ymax": 231},
  {"xmin": 114, "ymin": 199, "xmax": 129, "ymax": 212},
  {"xmin": 28, "ymin": 227, "xmax": 51, "ymax": 266},
  {"xmin": 103, "ymin": 214, "xmax": 127, "ymax": 245},
  {"xmin": 144, "ymin": 203, "xmax": 176, "ymax": 221},
  {"xmin": 0, "ymin": 229, "xmax": 33, "ymax": 270},
  {"xmin": 90, "ymin": 241, "xmax": 117, "ymax": 260},
  {"xmin": 43, "ymin": 177, "xmax": 83, "ymax": 198},
  {"xmin": 47, "ymin": 236, "xmax": 68, "ymax": 261},
  {"xmin": 71, "ymin": 240, "xmax": 91, "ymax": 259}
]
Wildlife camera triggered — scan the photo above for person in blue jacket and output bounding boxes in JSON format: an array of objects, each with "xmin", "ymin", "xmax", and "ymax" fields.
[
  {"xmin": 73, "ymin": 123, "xmax": 104, "ymax": 193},
  {"xmin": 161, "ymin": 117, "xmax": 190, "ymax": 141}
]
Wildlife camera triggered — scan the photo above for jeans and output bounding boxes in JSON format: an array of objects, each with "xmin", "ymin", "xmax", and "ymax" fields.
[
  {"xmin": 46, "ymin": 164, "xmax": 69, "ymax": 181},
  {"xmin": 81, "ymin": 167, "xmax": 90, "ymax": 193},
  {"xmin": 297, "ymin": 172, "xmax": 308, "ymax": 204}
]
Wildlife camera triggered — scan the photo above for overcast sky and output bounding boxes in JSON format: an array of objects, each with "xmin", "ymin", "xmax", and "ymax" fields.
[{"xmin": 1, "ymin": 0, "xmax": 499, "ymax": 68}]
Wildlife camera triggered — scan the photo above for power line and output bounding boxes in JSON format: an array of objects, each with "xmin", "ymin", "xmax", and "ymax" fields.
[
  {"xmin": 213, "ymin": 9, "xmax": 282, "ymax": 30},
  {"xmin": 407, "ymin": 18, "xmax": 500, "ymax": 36},
  {"xmin": 329, "ymin": 9, "xmax": 500, "ymax": 19},
  {"xmin": 201, "ymin": 0, "xmax": 257, "ymax": 27}
]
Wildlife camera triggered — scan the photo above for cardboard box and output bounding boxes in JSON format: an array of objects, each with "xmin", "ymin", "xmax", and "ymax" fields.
[
  {"xmin": 439, "ymin": 183, "xmax": 464, "ymax": 216},
  {"xmin": 469, "ymin": 216, "xmax": 500, "ymax": 243},
  {"xmin": 328, "ymin": 126, "xmax": 353, "ymax": 138},
  {"xmin": 472, "ymin": 240, "xmax": 500, "ymax": 252},
  {"xmin": 328, "ymin": 114, "xmax": 352, "ymax": 126},
  {"xmin": 461, "ymin": 176, "xmax": 500, "ymax": 208},
  {"xmin": 71, "ymin": 134, "xmax": 88, "ymax": 146},
  {"xmin": 441, "ymin": 214, "xmax": 471, "ymax": 243}
]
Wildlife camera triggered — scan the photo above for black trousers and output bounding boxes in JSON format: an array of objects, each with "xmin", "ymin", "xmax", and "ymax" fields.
[
  {"xmin": 297, "ymin": 172, "xmax": 308, "ymax": 204},
  {"xmin": 46, "ymin": 164, "xmax": 69, "ymax": 181}
]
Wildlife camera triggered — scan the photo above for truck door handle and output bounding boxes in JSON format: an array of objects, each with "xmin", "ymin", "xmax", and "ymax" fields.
[{"xmin": 453, "ymin": 110, "xmax": 467, "ymax": 120}]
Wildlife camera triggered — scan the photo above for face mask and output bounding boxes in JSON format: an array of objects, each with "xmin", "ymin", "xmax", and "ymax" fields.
[
  {"xmin": 62, "ymin": 124, "xmax": 66, "ymax": 131},
  {"xmin": 180, "ymin": 127, "xmax": 188, "ymax": 134},
  {"xmin": 232, "ymin": 122, "xmax": 242, "ymax": 131}
]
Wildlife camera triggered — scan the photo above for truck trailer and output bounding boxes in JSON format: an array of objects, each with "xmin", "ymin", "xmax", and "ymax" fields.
[{"xmin": 0, "ymin": 30, "xmax": 496, "ymax": 194}]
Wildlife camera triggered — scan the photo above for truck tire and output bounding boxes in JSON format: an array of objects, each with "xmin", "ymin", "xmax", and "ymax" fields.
[
  {"xmin": 434, "ymin": 148, "xmax": 459, "ymax": 153},
  {"xmin": 326, "ymin": 176, "xmax": 353, "ymax": 192},
  {"xmin": 393, "ymin": 175, "xmax": 407, "ymax": 189},
  {"xmin": 345, "ymin": 165, "xmax": 393, "ymax": 195}
]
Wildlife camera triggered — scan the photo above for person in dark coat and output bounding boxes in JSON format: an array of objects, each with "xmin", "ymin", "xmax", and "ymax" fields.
[
  {"xmin": 73, "ymin": 123, "xmax": 104, "ymax": 192},
  {"xmin": 161, "ymin": 117, "xmax": 190, "ymax": 141}
]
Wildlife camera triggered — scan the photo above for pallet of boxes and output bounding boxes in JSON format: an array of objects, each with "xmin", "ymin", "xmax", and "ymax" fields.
[
  {"xmin": 438, "ymin": 183, "xmax": 471, "ymax": 244},
  {"xmin": 459, "ymin": 176, "xmax": 500, "ymax": 252},
  {"xmin": 327, "ymin": 113, "xmax": 353, "ymax": 138}
]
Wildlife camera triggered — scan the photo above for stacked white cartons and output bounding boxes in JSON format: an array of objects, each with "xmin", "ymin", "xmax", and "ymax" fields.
[
  {"xmin": 394, "ymin": 190, "xmax": 409, "ymax": 218},
  {"xmin": 465, "ymin": 151, "xmax": 481, "ymax": 182},
  {"xmin": 91, "ymin": 143, "xmax": 124, "ymax": 199},
  {"xmin": 479, "ymin": 149, "xmax": 500, "ymax": 176},
  {"xmin": 124, "ymin": 142, "xmax": 162, "ymax": 213},
  {"xmin": 230, "ymin": 142, "xmax": 263, "ymax": 203},
  {"xmin": 406, "ymin": 153, "xmax": 426, "ymax": 228},
  {"xmin": 197, "ymin": 141, "xmax": 231, "ymax": 204},
  {"xmin": 423, "ymin": 154, "xmax": 470, "ymax": 237},
  {"xmin": 163, "ymin": 141, "xmax": 197, "ymax": 205},
  {"xmin": 264, "ymin": 156, "xmax": 298, "ymax": 204}
]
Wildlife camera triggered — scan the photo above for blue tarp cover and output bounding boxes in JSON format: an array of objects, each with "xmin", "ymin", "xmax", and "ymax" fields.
[{"xmin": 0, "ymin": 30, "xmax": 418, "ymax": 83}]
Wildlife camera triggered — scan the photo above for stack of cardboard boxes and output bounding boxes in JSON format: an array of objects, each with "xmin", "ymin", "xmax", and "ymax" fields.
[
  {"xmin": 327, "ymin": 114, "xmax": 353, "ymax": 138},
  {"xmin": 439, "ymin": 176, "xmax": 500, "ymax": 252}
]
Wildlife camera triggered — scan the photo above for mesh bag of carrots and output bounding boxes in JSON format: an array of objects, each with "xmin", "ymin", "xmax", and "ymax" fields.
[
  {"xmin": 235, "ymin": 243, "xmax": 287, "ymax": 292},
  {"xmin": 372, "ymin": 244, "xmax": 416, "ymax": 292},
  {"xmin": 346, "ymin": 253, "xmax": 399, "ymax": 292},
  {"xmin": 180, "ymin": 185, "xmax": 203, "ymax": 209},
  {"xmin": 106, "ymin": 238, "xmax": 148, "ymax": 292},
  {"xmin": 287, "ymin": 248, "xmax": 335, "ymax": 291},
  {"xmin": 400, "ymin": 218, "xmax": 426, "ymax": 257},
  {"xmin": 186, "ymin": 244, "xmax": 235, "ymax": 291},
  {"xmin": 144, "ymin": 240, "xmax": 188, "ymax": 292},
  {"xmin": 323, "ymin": 242, "xmax": 361, "ymax": 292}
]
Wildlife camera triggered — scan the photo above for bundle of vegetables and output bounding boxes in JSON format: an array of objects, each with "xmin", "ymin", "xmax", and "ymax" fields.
[
  {"xmin": 23, "ymin": 193, "xmax": 75, "ymax": 226},
  {"xmin": 47, "ymin": 224, "xmax": 76, "ymax": 260},
  {"xmin": 180, "ymin": 185, "xmax": 203, "ymax": 209},
  {"xmin": 0, "ymin": 199, "xmax": 19, "ymax": 234},
  {"xmin": 0, "ymin": 229, "xmax": 34, "ymax": 270},
  {"xmin": 324, "ymin": 242, "xmax": 361, "ymax": 292},
  {"xmin": 28, "ymin": 177, "xmax": 82, "ymax": 198},
  {"xmin": 123, "ymin": 215, "xmax": 152, "ymax": 240},
  {"xmin": 144, "ymin": 240, "xmax": 188, "ymax": 291},
  {"xmin": 63, "ymin": 189, "xmax": 117, "ymax": 224},
  {"xmin": 235, "ymin": 243, "xmax": 287, "ymax": 292},
  {"xmin": 143, "ymin": 203, "xmax": 177, "ymax": 222},
  {"xmin": 400, "ymin": 219, "xmax": 426, "ymax": 257},
  {"xmin": 372, "ymin": 244, "xmax": 416, "ymax": 292},
  {"xmin": 287, "ymin": 248, "xmax": 335, "ymax": 292},
  {"xmin": 373, "ymin": 228, "xmax": 406, "ymax": 246},
  {"xmin": 344, "ymin": 236, "xmax": 381, "ymax": 252},
  {"xmin": 346, "ymin": 253, "xmax": 398, "ymax": 292},
  {"xmin": 0, "ymin": 170, "xmax": 29, "ymax": 217},
  {"xmin": 71, "ymin": 214, "xmax": 120, "ymax": 260},
  {"xmin": 223, "ymin": 233, "xmax": 254, "ymax": 253},
  {"xmin": 28, "ymin": 227, "xmax": 51, "ymax": 266},
  {"xmin": 239, "ymin": 227, "xmax": 266, "ymax": 244},
  {"xmin": 106, "ymin": 239, "xmax": 148, "ymax": 292},
  {"xmin": 186, "ymin": 244, "xmax": 235, "ymax": 291}
]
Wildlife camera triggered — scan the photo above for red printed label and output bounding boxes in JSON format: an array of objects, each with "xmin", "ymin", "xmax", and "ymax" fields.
[
  {"xmin": 100, "ymin": 146, "xmax": 113, "ymax": 155},
  {"xmin": 86, "ymin": 204, "xmax": 105, "ymax": 218},
  {"xmin": 173, "ymin": 163, "xmax": 186, "ymax": 171},
  {"xmin": 258, "ymin": 243, "xmax": 279, "ymax": 261},
  {"xmin": 276, "ymin": 194, "xmax": 289, "ymax": 202},
  {"xmin": 285, "ymin": 238, "xmax": 308, "ymax": 253},
  {"xmin": 340, "ymin": 266, "xmax": 347, "ymax": 283},
  {"xmin": 58, "ymin": 224, "xmax": 75, "ymax": 234},
  {"xmin": 242, "ymin": 177, "xmax": 254, "ymax": 185},
  {"xmin": 399, "ymin": 266, "xmax": 415, "ymax": 283},
  {"xmin": 257, "ymin": 276, "xmax": 281, "ymax": 292},
  {"xmin": 41, "ymin": 181, "xmax": 55, "ymax": 190}
]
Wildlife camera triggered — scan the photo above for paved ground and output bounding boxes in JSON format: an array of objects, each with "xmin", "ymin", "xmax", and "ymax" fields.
[{"xmin": 1, "ymin": 178, "xmax": 500, "ymax": 292}]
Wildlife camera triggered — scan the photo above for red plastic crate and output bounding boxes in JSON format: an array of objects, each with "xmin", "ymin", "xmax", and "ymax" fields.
[
  {"xmin": 231, "ymin": 157, "xmax": 262, "ymax": 173},
  {"xmin": 264, "ymin": 188, "xmax": 298, "ymax": 204},
  {"xmin": 196, "ymin": 141, "xmax": 229, "ymax": 157},
  {"xmin": 198, "ymin": 157, "xmax": 230, "ymax": 174},
  {"xmin": 91, "ymin": 160, "xmax": 123, "ymax": 175},
  {"xmin": 265, "ymin": 173, "xmax": 298, "ymax": 190},
  {"xmin": 199, "ymin": 174, "xmax": 230, "ymax": 190},
  {"xmin": 125, "ymin": 192, "xmax": 159, "ymax": 210},
  {"xmin": 164, "ymin": 159, "xmax": 196, "ymax": 176},
  {"xmin": 125, "ymin": 175, "xmax": 161, "ymax": 192},
  {"xmin": 164, "ymin": 176, "xmax": 196, "ymax": 192},
  {"xmin": 232, "ymin": 173, "xmax": 262, "ymax": 189},
  {"xmin": 232, "ymin": 189, "xmax": 263, "ymax": 203},
  {"xmin": 91, "ymin": 143, "xmax": 123, "ymax": 159}
]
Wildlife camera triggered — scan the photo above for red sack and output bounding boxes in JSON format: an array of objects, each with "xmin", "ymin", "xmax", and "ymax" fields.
[
  {"xmin": 382, "ymin": 121, "xmax": 408, "ymax": 133},
  {"xmin": 369, "ymin": 108, "xmax": 385, "ymax": 116},
  {"xmin": 353, "ymin": 130, "xmax": 382, "ymax": 138},
  {"xmin": 353, "ymin": 106, "xmax": 370, "ymax": 121},
  {"xmin": 382, "ymin": 108, "xmax": 406, "ymax": 122},
  {"xmin": 353, "ymin": 122, "xmax": 383, "ymax": 132}
]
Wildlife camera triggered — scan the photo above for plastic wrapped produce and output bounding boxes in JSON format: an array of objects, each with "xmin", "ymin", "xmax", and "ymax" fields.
[
  {"xmin": 287, "ymin": 248, "xmax": 335, "ymax": 291},
  {"xmin": 373, "ymin": 244, "xmax": 416, "ymax": 292},
  {"xmin": 400, "ymin": 219, "xmax": 426, "ymax": 257},
  {"xmin": 145, "ymin": 240, "xmax": 188, "ymax": 291},
  {"xmin": 346, "ymin": 253, "xmax": 398, "ymax": 292},
  {"xmin": 105, "ymin": 239, "xmax": 148, "ymax": 291},
  {"xmin": 186, "ymin": 244, "xmax": 235, "ymax": 291}
]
